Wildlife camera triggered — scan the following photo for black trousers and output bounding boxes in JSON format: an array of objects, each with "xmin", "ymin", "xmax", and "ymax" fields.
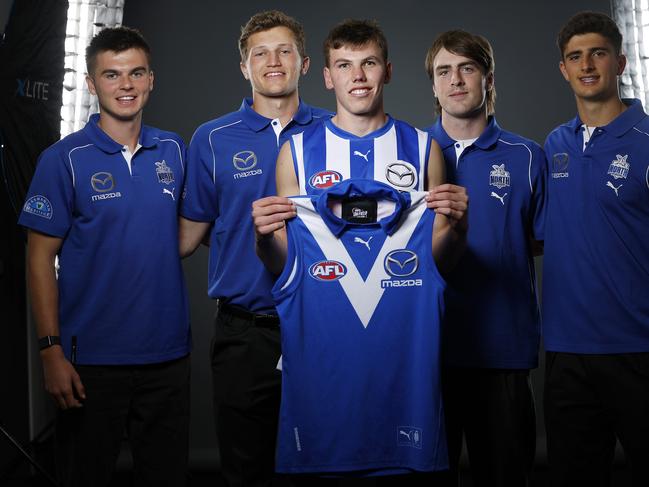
[
  {"xmin": 55, "ymin": 355, "xmax": 190, "ymax": 487},
  {"xmin": 441, "ymin": 367, "xmax": 536, "ymax": 487},
  {"xmin": 544, "ymin": 352, "xmax": 649, "ymax": 487},
  {"xmin": 211, "ymin": 305, "xmax": 283, "ymax": 487}
]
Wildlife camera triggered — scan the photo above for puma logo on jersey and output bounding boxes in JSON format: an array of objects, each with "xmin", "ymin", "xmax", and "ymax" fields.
[
  {"xmin": 354, "ymin": 236, "xmax": 373, "ymax": 250},
  {"xmin": 399, "ymin": 430, "xmax": 412, "ymax": 440},
  {"xmin": 353, "ymin": 149, "xmax": 371, "ymax": 161},
  {"xmin": 163, "ymin": 187, "xmax": 175, "ymax": 201},
  {"xmin": 606, "ymin": 181, "xmax": 622, "ymax": 196},
  {"xmin": 490, "ymin": 191, "xmax": 507, "ymax": 205}
]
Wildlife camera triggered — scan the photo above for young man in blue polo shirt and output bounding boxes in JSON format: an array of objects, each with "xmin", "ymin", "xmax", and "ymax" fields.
[
  {"xmin": 19, "ymin": 27, "xmax": 190, "ymax": 486},
  {"xmin": 544, "ymin": 11, "xmax": 649, "ymax": 486},
  {"xmin": 178, "ymin": 11, "xmax": 329, "ymax": 486},
  {"xmin": 424, "ymin": 30, "xmax": 546, "ymax": 486}
]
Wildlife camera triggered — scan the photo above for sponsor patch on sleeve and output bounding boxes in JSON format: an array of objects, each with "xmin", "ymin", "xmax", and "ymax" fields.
[{"xmin": 23, "ymin": 195, "xmax": 53, "ymax": 219}]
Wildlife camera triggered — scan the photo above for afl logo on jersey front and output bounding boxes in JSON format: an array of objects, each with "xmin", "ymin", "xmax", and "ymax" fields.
[
  {"xmin": 309, "ymin": 170, "xmax": 342, "ymax": 189},
  {"xmin": 309, "ymin": 260, "xmax": 347, "ymax": 281}
]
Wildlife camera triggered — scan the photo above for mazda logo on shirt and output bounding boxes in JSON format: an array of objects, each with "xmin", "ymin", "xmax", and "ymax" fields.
[
  {"xmin": 384, "ymin": 250, "xmax": 418, "ymax": 277},
  {"xmin": 385, "ymin": 161, "xmax": 416, "ymax": 188},
  {"xmin": 91, "ymin": 172, "xmax": 115, "ymax": 192},
  {"xmin": 233, "ymin": 150, "xmax": 258, "ymax": 171}
]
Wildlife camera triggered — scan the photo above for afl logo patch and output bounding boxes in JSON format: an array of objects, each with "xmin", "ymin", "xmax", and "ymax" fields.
[
  {"xmin": 309, "ymin": 170, "xmax": 342, "ymax": 189},
  {"xmin": 309, "ymin": 260, "xmax": 347, "ymax": 281},
  {"xmin": 23, "ymin": 195, "xmax": 53, "ymax": 219}
]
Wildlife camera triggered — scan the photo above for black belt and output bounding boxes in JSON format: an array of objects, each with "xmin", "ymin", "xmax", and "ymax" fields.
[{"xmin": 218, "ymin": 302, "xmax": 280, "ymax": 328}]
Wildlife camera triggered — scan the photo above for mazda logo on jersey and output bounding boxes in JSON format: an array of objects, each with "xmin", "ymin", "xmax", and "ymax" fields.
[
  {"xmin": 384, "ymin": 250, "xmax": 418, "ymax": 277},
  {"xmin": 385, "ymin": 161, "xmax": 417, "ymax": 189},
  {"xmin": 309, "ymin": 260, "xmax": 347, "ymax": 281},
  {"xmin": 233, "ymin": 150, "xmax": 257, "ymax": 171},
  {"xmin": 309, "ymin": 170, "xmax": 343, "ymax": 189},
  {"xmin": 91, "ymin": 172, "xmax": 115, "ymax": 192}
]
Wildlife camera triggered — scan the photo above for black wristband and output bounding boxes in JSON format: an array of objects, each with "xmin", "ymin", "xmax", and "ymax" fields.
[{"xmin": 38, "ymin": 335, "xmax": 61, "ymax": 350}]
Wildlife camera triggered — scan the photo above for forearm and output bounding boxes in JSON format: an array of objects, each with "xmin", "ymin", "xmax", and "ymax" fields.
[
  {"xmin": 179, "ymin": 217, "xmax": 210, "ymax": 258},
  {"xmin": 432, "ymin": 215, "xmax": 467, "ymax": 276},
  {"xmin": 255, "ymin": 227, "xmax": 288, "ymax": 276}
]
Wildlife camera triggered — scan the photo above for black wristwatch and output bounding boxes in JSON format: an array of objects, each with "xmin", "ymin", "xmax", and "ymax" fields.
[{"xmin": 38, "ymin": 335, "xmax": 61, "ymax": 350}]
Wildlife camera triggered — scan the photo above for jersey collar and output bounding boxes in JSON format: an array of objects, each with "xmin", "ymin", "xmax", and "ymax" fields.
[
  {"xmin": 239, "ymin": 97, "xmax": 315, "ymax": 132},
  {"xmin": 315, "ymin": 179, "xmax": 411, "ymax": 237},
  {"xmin": 428, "ymin": 116, "xmax": 501, "ymax": 150},
  {"xmin": 567, "ymin": 98, "xmax": 647, "ymax": 137},
  {"xmin": 83, "ymin": 113, "xmax": 157, "ymax": 153}
]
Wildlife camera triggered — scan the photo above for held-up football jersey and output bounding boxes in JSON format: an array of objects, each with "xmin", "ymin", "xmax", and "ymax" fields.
[
  {"xmin": 272, "ymin": 179, "xmax": 448, "ymax": 475},
  {"xmin": 290, "ymin": 116, "xmax": 430, "ymax": 195}
]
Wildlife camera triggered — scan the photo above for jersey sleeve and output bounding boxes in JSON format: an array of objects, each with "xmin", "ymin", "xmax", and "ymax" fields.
[
  {"xmin": 529, "ymin": 144, "xmax": 547, "ymax": 241},
  {"xmin": 18, "ymin": 147, "xmax": 75, "ymax": 238},
  {"xmin": 180, "ymin": 126, "xmax": 219, "ymax": 222}
]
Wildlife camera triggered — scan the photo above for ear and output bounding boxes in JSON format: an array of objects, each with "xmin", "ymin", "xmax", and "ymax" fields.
[
  {"xmin": 384, "ymin": 61, "xmax": 392, "ymax": 84},
  {"xmin": 617, "ymin": 53, "xmax": 627, "ymax": 76},
  {"xmin": 86, "ymin": 75, "xmax": 96, "ymax": 95},
  {"xmin": 240, "ymin": 61, "xmax": 250, "ymax": 80},
  {"xmin": 301, "ymin": 56, "xmax": 310, "ymax": 75},
  {"xmin": 559, "ymin": 60, "xmax": 569, "ymax": 82},
  {"xmin": 148, "ymin": 70, "xmax": 155, "ymax": 92},
  {"xmin": 486, "ymin": 71, "xmax": 494, "ymax": 92},
  {"xmin": 323, "ymin": 66, "xmax": 334, "ymax": 90}
]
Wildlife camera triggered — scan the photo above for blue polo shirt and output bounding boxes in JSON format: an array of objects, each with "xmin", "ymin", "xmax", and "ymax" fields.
[
  {"xmin": 428, "ymin": 117, "xmax": 546, "ymax": 368},
  {"xmin": 543, "ymin": 98, "xmax": 649, "ymax": 353},
  {"xmin": 180, "ymin": 98, "xmax": 330, "ymax": 314},
  {"xmin": 19, "ymin": 113, "xmax": 191, "ymax": 365}
]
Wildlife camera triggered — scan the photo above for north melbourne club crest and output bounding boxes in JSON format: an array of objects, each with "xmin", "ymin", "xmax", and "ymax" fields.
[
  {"xmin": 155, "ymin": 160, "xmax": 175, "ymax": 184},
  {"xmin": 489, "ymin": 164, "xmax": 511, "ymax": 189},
  {"xmin": 607, "ymin": 154, "xmax": 630, "ymax": 180}
]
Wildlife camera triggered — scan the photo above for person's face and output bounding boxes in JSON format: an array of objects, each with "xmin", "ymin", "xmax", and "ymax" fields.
[
  {"xmin": 86, "ymin": 48, "xmax": 153, "ymax": 124},
  {"xmin": 432, "ymin": 47, "xmax": 492, "ymax": 120},
  {"xmin": 323, "ymin": 41, "xmax": 391, "ymax": 118},
  {"xmin": 559, "ymin": 33, "xmax": 625, "ymax": 103},
  {"xmin": 240, "ymin": 26, "xmax": 309, "ymax": 99}
]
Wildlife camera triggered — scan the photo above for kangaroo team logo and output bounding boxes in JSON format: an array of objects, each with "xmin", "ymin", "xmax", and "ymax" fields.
[
  {"xmin": 155, "ymin": 160, "xmax": 174, "ymax": 184},
  {"xmin": 607, "ymin": 154, "xmax": 630, "ymax": 180},
  {"xmin": 23, "ymin": 195, "xmax": 53, "ymax": 219},
  {"xmin": 309, "ymin": 260, "xmax": 347, "ymax": 281},
  {"xmin": 233, "ymin": 150, "xmax": 257, "ymax": 171},
  {"xmin": 91, "ymin": 172, "xmax": 115, "ymax": 192},
  {"xmin": 489, "ymin": 164, "xmax": 510, "ymax": 189},
  {"xmin": 384, "ymin": 249, "xmax": 418, "ymax": 277},
  {"xmin": 309, "ymin": 170, "xmax": 342, "ymax": 189},
  {"xmin": 385, "ymin": 161, "xmax": 417, "ymax": 189}
]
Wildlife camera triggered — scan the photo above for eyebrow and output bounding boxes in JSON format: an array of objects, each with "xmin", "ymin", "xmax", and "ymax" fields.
[
  {"xmin": 564, "ymin": 46, "xmax": 610, "ymax": 57},
  {"xmin": 435, "ymin": 61, "xmax": 476, "ymax": 71},
  {"xmin": 99, "ymin": 66, "xmax": 148, "ymax": 75}
]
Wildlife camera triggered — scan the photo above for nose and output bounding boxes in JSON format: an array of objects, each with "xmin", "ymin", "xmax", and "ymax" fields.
[
  {"xmin": 580, "ymin": 54, "xmax": 595, "ymax": 72},
  {"xmin": 352, "ymin": 64, "xmax": 366, "ymax": 83},
  {"xmin": 450, "ymin": 68, "xmax": 464, "ymax": 87},
  {"xmin": 267, "ymin": 50, "xmax": 281, "ymax": 66},
  {"xmin": 119, "ymin": 73, "xmax": 133, "ymax": 90}
]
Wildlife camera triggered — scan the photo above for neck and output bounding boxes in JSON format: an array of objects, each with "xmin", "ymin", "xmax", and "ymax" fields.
[
  {"xmin": 251, "ymin": 91, "xmax": 300, "ymax": 126},
  {"xmin": 576, "ymin": 96, "xmax": 627, "ymax": 126},
  {"xmin": 440, "ymin": 110, "xmax": 488, "ymax": 140},
  {"xmin": 97, "ymin": 114, "xmax": 142, "ymax": 152},
  {"xmin": 331, "ymin": 107, "xmax": 387, "ymax": 137}
]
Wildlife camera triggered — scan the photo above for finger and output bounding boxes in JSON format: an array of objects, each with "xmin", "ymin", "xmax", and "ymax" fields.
[
  {"xmin": 62, "ymin": 388, "xmax": 82, "ymax": 409},
  {"xmin": 257, "ymin": 221, "xmax": 287, "ymax": 236},
  {"xmin": 252, "ymin": 204, "xmax": 296, "ymax": 218},
  {"xmin": 72, "ymin": 373, "xmax": 86, "ymax": 401},
  {"xmin": 254, "ymin": 211, "xmax": 296, "ymax": 228}
]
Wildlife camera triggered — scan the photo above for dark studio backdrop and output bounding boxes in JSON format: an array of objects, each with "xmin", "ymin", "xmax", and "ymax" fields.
[{"xmin": 0, "ymin": 0, "xmax": 611, "ymax": 473}]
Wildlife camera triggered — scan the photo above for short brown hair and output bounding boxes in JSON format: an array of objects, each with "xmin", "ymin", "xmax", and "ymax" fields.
[
  {"xmin": 424, "ymin": 30, "xmax": 496, "ymax": 116},
  {"xmin": 86, "ymin": 26, "xmax": 151, "ymax": 76},
  {"xmin": 323, "ymin": 19, "xmax": 388, "ymax": 67},
  {"xmin": 239, "ymin": 10, "xmax": 306, "ymax": 61},
  {"xmin": 557, "ymin": 11, "xmax": 622, "ymax": 57}
]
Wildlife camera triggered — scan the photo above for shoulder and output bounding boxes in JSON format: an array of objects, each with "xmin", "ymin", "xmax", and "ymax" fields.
[
  {"xmin": 40, "ymin": 130, "xmax": 94, "ymax": 167},
  {"xmin": 147, "ymin": 126, "xmax": 185, "ymax": 149},
  {"xmin": 190, "ymin": 110, "xmax": 245, "ymax": 143},
  {"xmin": 544, "ymin": 121, "xmax": 573, "ymax": 147},
  {"xmin": 307, "ymin": 105, "xmax": 334, "ymax": 120}
]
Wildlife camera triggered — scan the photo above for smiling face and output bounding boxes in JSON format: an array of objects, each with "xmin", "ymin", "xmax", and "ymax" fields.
[
  {"xmin": 323, "ymin": 40, "xmax": 391, "ymax": 119},
  {"xmin": 86, "ymin": 47, "xmax": 153, "ymax": 125},
  {"xmin": 559, "ymin": 32, "xmax": 625, "ymax": 103},
  {"xmin": 432, "ymin": 47, "xmax": 491, "ymax": 121},
  {"xmin": 240, "ymin": 26, "xmax": 309, "ymax": 100}
]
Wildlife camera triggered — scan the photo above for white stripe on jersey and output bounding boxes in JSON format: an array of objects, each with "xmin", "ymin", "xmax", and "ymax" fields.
[
  {"xmin": 295, "ymin": 195, "xmax": 427, "ymax": 328},
  {"xmin": 325, "ymin": 128, "xmax": 352, "ymax": 180},
  {"xmin": 373, "ymin": 125, "xmax": 398, "ymax": 183},
  {"xmin": 417, "ymin": 128, "xmax": 428, "ymax": 190},
  {"xmin": 293, "ymin": 132, "xmax": 306, "ymax": 195}
]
